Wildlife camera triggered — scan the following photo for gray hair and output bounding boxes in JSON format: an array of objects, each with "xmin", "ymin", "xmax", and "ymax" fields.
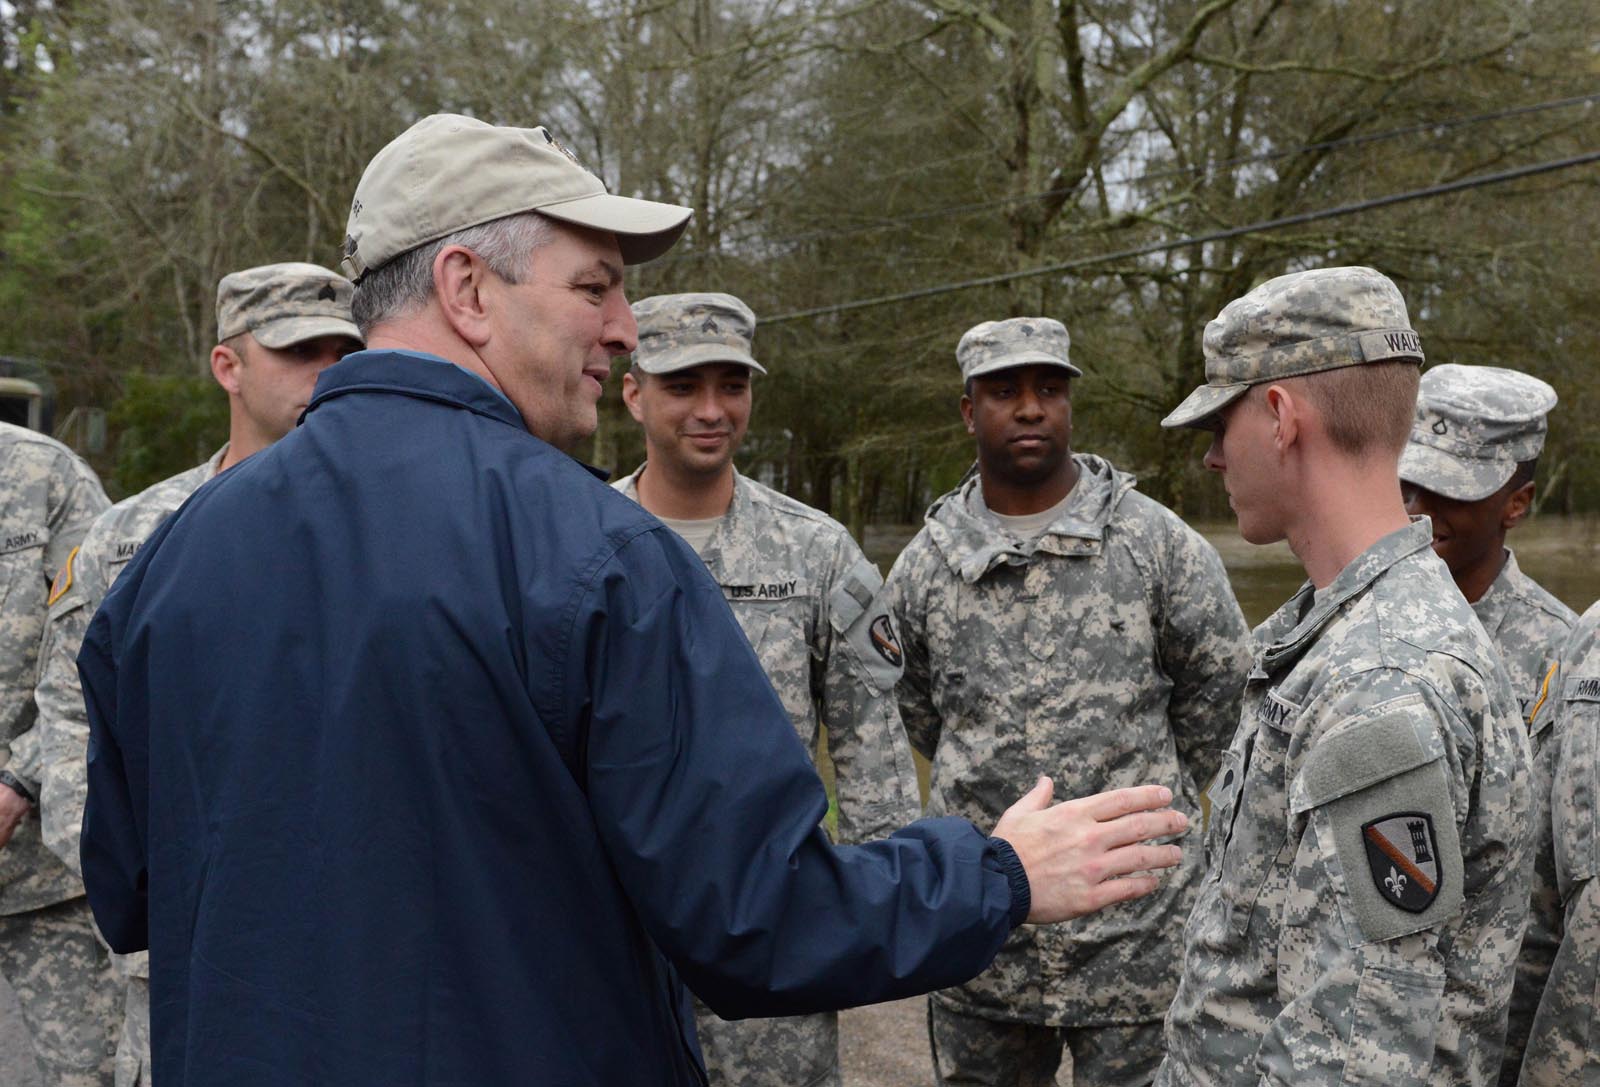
[{"xmin": 351, "ymin": 211, "xmax": 556, "ymax": 335}]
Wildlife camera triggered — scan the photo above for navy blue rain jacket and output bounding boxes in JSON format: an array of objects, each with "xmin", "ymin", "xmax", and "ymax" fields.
[{"xmin": 78, "ymin": 351, "xmax": 1027, "ymax": 1087}]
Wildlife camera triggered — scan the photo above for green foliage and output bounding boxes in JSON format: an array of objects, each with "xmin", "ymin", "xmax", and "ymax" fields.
[
  {"xmin": 107, "ymin": 373, "xmax": 228, "ymax": 497},
  {"xmin": 4, "ymin": 0, "xmax": 1599, "ymax": 524}
]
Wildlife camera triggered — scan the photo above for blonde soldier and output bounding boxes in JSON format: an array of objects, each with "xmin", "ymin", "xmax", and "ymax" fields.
[
  {"xmin": 615, "ymin": 292, "xmax": 920, "ymax": 1087},
  {"xmin": 885, "ymin": 318, "xmax": 1250, "ymax": 1086},
  {"xmin": 1156, "ymin": 267, "xmax": 1532, "ymax": 1087},
  {"xmin": 1392, "ymin": 364, "xmax": 1575, "ymax": 1086},
  {"xmin": 0, "ymin": 423, "xmax": 109, "ymax": 1085},
  {"xmin": 32, "ymin": 263, "xmax": 361, "ymax": 1086},
  {"xmin": 1515, "ymin": 605, "xmax": 1600, "ymax": 1087}
]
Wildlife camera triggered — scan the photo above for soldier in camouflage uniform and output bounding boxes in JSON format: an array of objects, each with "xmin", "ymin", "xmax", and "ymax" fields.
[
  {"xmin": 1392, "ymin": 364, "xmax": 1576, "ymax": 1086},
  {"xmin": 1514, "ymin": 604, "xmax": 1600, "ymax": 1087},
  {"xmin": 29, "ymin": 262, "xmax": 361, "ymax": 1086},
  {"xmin": 614, "ymin": 292, "xmax": 920, "ymax": 1087},
  {"xmin": 0, "ymin": 422, "xmax": 110, "ymax": 1085},
  {"xmin": 884, "ymin": 317, "xmax": 1251, "ymax": 1086},
  {"xmin": 1156, "ymin": 266, "xmax": 1533, "ymax": 1087}
]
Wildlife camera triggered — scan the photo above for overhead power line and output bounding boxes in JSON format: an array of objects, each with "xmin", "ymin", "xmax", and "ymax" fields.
[
  {"xmin": 764, "ymin": 149, "xmax": 1600, "ymax": 325},
  {"xmin": 662, "ymin": 91, "xmax": 1600, "ymax": 261}
]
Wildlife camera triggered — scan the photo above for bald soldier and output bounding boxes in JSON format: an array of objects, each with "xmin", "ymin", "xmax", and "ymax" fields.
[
  {"xmin": 32, "ymin": 263, "xmax": 361, "ymax": 1086},
  {"xmin": 1391, "ymin": 364, "xmax": 1575, "ymax": 1086},
  {"xmin": 0, "ymin": 423, "xmax": 109, "ymax": 1084},
  {"xmin": 1156, "ymin": 267, "xmax": 1533, "ymax": 1087},
  {"xmin": 1514, "ymin": 605, "xmax": 1600, "ymax": 1087},
  {"xmin": 885, "ymin": 318, "xmax": 1250, "ymax": 1086},
  {"xmin": 614, "ymin": 292, "xmax": 920, "ymax": 1087}
]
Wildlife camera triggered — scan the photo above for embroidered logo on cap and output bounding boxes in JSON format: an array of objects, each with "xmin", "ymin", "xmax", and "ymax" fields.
[{"xmin": 1363, "ymin": 812, "xmax": 1441, "ymax": 913}]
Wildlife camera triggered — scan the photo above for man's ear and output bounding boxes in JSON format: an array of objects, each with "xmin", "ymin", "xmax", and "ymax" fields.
[
  {"xmin": 960, "ymin": 394, "xmax": 975, "ymax": 435},
  {"xmin": 434, "ymin": 246, "xmax": 494, "ymax": 348},
  {"xmin": 210, "ymin": 341, "xmax": 244, "ymax": 396},
  {"xmin": 1502, "ymin": 481, "xmax": 1535, "ymax": 531},
  {"xmin": 621, "ymin": 371, "xmax": 646, "ymax": 423},
  {"xmin": 1262, "ymin": 383, "xmax": 1300, "ymax": 452}
]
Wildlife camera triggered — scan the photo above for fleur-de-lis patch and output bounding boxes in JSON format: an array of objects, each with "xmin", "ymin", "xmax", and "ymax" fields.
[{"xmin": 1364, "ymin": 812, "xmax": 1441, "ymax": 913}]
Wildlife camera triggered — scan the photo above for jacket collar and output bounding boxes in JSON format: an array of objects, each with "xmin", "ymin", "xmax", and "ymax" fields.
[
  {"xmin": 307, "ymin": 350, "xmax": 529, "ymax": 432},
  {"xmin": 1253, "ymin": 517, "xmax": 1435, "ymax": 675},
  {"xmin": 925, "ymin": 453, "xmax": 1133, "ymax": 584},
  {"xmin": 306, "ymin": 350, "xmax": 612, "ymax": 480},
  {"xmin": 1469, "ymin": 548, "xmax": 1520, "ymax": 639},
  {"xmin": 616, "ymin": 464, "xmax": 752, "ymax": 575}
]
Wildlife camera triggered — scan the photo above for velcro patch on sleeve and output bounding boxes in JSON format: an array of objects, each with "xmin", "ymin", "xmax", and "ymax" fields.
[
  {"xmin": 1293, "ymin": 699, "xmax": 1465, "ymax": 944},
  {"xmin": 830, "ymin": 558, "xmax": 902, "ymax": 692}
]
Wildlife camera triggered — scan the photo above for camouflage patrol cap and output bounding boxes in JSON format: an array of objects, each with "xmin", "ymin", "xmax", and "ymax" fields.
[
  {"xmin": 631, "ymin": 293, "xmax": 766, "ymax": 375},
  {"xmin": 215, "ymin": 263, "xmax": 361, "ymax": 350},
  {"xmin": 1162, "ymin": 266, "xmax": 1424, "ymax": 430},
  {"xmin": 1397, "ymin": 363, "xmax": 1557, "ymax": 502},
  {"xmin": 957, "ymin": 317, "xmax": 1082, "ymax": 382},
  {"xmin": 342, "ymin": 114, "xmax": 692, "ymax": 279}
]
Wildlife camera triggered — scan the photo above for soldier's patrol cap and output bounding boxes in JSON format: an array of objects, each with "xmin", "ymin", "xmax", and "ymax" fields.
[
  {"xmin": 631, "ymin": 293, "xmax": 766, "ymax": 376},
  {"xmin": 341, "ymin": 114, "xmax": 693, "ymax": 280},
  {"xmin": 215, "ymin": 263, "xmax": 362, "ymax": 350},
  {"xmin": 1162, "ymin": 266, "xmax": 1424, "ymax": 430},
  {"xmin": 957, "ymin": 317, "xmax": 1082, "ymax": 382},
  {"xmin": 1397, "ymin": 363, "xmax": 1557, "ymax": 502}
]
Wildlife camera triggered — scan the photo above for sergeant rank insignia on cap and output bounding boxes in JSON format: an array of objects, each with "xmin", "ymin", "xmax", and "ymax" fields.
[{"xmin": 1363, "ymin": 813, "xmax": 1442, "ymax": 913}]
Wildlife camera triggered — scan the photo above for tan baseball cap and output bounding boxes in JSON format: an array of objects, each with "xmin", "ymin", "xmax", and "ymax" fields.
[
  {"xmin": 341, "ymin": 114, "xmax": 693, "ymax": 279},
  {"xmin": 215, "ymin": 263, "xmax": 361, "ymax": 349}
]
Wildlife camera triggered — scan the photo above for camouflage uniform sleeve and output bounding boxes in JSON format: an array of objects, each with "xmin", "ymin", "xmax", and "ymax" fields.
[
  {"xmin": 44, "ymin": 449, "xmax": 109, "ymax": 575},
  {"xmin": 1519, "ymin": 624, "xmax": 1600, "ymax": 1087},
  {"xmin": 816, "ymin": 535, "xmax": 920, "ymax": 843},
  {"xmin": 1153, "ymin": 518, "xmax": 1251, "ymax": 791},
  {"xmin": 1258, "ymin": 674, "xmax": 1498, "ymax": 1085},
  {"xmin": 885, "ymin": 538, "xmax": 940, "ymax": 761},
  {"xmin": 1502, "ymin": 662, "xmax": 1563, "ymax": 1087},
  {"xmin": 6, "ymin": 448, "xmax": 108, "ymax": 788},
  {"xmin": 33, "ymin": 535, "xmax": 111, "ymax": 877}
]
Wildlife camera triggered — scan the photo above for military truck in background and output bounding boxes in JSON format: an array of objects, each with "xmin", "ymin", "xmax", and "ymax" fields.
[
  {"xmin": 0, "ymin": 356, "xmax": 105, "ymax": 454},
  {"xmin": 0, "ymin": 357, "xmax": 50, "ymax": 431}
]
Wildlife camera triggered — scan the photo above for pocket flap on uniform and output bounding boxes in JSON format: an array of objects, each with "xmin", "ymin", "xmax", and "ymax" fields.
[
  {"xmin": 1289, "ymin": 699, "xmax": 1445, "ymax": 814},
  {"xmin": 827, "ymin": 558, "xmax": 881, "ymax": 634}
]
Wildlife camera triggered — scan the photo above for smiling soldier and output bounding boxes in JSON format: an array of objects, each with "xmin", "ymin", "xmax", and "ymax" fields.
[
  {"xmin": 1155, "ymin": 267, "xmax": 1533, "ymax": 1087},
  {"xmin": 615, "ymin": 291, "xmax": 920, "ymax": 1087},
  {"xmin": 1392, "ymin": 364, "xmax": 1578, "ymax": 1086},
  {"xmin": 885, "ymin": 318, "xmax": 1250, "ymax": 1086}
]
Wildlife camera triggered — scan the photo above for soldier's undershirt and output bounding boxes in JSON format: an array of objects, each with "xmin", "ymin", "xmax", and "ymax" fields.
[
  {"xmin": 973, "ymin": 486, "xmax": 1075, "ymax": 543},
  {"xmin": 656, "ymin": 514, "xmax": 725, "ymax": 556}
]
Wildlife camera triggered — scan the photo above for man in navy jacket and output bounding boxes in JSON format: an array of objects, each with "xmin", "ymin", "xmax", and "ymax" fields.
[{"xmin": 77, "ymin": 114, "xmax": 1189, "ymax": 1086}]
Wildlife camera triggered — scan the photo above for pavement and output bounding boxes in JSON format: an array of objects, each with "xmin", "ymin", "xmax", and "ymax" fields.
[{"xmin": 842, "ymin": 997, "xmax": 930, "ymax": 1086}]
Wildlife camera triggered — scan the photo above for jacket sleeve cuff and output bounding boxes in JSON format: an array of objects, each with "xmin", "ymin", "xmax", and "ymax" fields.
[{"xmin": 987, "ymin": 836, "xmax": 1031, "ymax": 928}]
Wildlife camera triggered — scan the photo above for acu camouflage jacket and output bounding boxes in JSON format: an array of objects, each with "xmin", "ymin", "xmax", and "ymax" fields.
[
  {"xmin": 615, "ymin": 467, "xmax": 919, "ymax": 844},
  {"xmin": 886, "ymin": 453, "xmax": 1251, "ymax": 1026},
  {"xmin": 1511, "ymin": 603, "xmax": 1599, "ymax": 1087},
  {"xmin": 1159, "ymin": 519, "xmax": 1533, "ymax": 1087}
]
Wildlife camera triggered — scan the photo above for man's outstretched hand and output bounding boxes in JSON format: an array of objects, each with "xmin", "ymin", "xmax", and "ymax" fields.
[{"xmin": 992, "ymin": 777, "xmax": 1188, "ymax": 924}]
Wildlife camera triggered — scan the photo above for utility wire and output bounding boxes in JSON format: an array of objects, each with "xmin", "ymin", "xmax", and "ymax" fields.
[
  {"xmin": 660, "ymin": 91, "xmax": 1600, "ymax": 262},
  {"xmin": 764, "ymin": 149, "xmax": 1600, "ymax": 325}
]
